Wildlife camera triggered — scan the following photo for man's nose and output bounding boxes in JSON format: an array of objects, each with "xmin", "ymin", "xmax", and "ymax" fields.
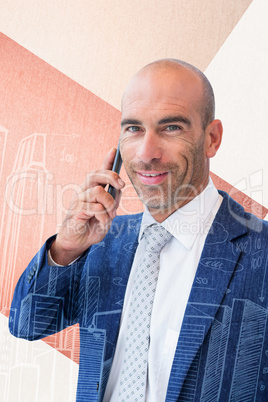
[{"xmin": 136, "ymin": 131, "xmax": 162, "ymax": 163}]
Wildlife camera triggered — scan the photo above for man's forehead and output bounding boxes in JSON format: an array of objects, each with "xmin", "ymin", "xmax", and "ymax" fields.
[
  {"xmin": 122, "ymin": 98, "xmax": 189, "ymax": 115},
  {"xmin": 121, "ymin": 87, "xmax": 200, "ymax": 119},
  {"xmin": 121, "ymin": 66, "xmax": 203, "ymax": 115}
]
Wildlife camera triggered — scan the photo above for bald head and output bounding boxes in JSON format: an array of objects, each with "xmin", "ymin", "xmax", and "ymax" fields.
[{"xmin": 122, "ymin": 58, "xmax": 215, "ymax": 130}]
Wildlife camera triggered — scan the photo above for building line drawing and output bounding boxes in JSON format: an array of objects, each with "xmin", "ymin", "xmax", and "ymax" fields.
[
  {"xmin": 176, "ymin": 300, "xmax": 268, "ymax": 402},
  {"xmin": 0, "ymin": 124, "xmax": 8, "ymax": 184},
  {"xmin": 9, "ymin": 241, "xmax": 268, "ymax": 401},
  {"xmin": 0, "ymin": 124, "xmax": 8, "ymax": 255},
  {"xmin": 0, "ymin": 133, "xmax": 48, "ymax": 312},
  {"xmin": 0, "ymin": 312, "xmax": 78, "ymax": 401}
]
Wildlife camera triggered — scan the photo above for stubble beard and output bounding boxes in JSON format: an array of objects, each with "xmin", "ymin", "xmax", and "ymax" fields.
[{"xmin": 127, "ymin": 164, "xmax": 195, "ymax": 216}]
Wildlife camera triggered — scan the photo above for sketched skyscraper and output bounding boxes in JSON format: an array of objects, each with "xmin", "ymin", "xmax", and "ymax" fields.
[
  {"xmin": 0, "ymin": 133, "xmax": 48, "ymax": 311},
  {"xmin": 0, "ymin": 124, "xmax": 8, "ymax": 259},
  {"xmin": 0, "ymin": 124, "xmax": 8, "ymax": 184},
  {"xmin": 222, "ymin": 299, "xmax": 268, "ymax": 401}
]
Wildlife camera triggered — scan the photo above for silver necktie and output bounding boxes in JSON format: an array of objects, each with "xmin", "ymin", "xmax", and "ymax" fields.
[{"xmin": 118, "ymin": 224, "xmax": 172, "ymax": 401}]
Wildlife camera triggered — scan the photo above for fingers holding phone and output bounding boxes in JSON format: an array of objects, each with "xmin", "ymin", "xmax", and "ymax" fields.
[{"xmin": 50, "ymin": 147, "xmax": 124, "ymax": 265}]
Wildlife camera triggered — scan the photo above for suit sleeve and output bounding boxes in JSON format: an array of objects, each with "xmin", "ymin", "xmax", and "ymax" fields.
[{"xmin": 9, "ymin": 235, "xmax": 88, "ymax": 341}]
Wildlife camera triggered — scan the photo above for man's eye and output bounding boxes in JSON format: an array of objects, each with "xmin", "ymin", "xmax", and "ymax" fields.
[
  {"xmin": 127, "ymin": 126, "xmax": 140, "ymax": 132},
  {"xmin": 166, "ymin": 125, "xmax": 181, "ymax": 131}
]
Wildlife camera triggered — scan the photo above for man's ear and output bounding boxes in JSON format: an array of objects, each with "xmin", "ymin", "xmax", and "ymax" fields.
[{"xmin": 205, "ymin": 119, "xmax": 223, "ymax": 158}]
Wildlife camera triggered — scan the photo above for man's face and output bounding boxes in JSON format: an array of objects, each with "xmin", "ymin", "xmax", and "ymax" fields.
[{"xmin": 120, "ymin": 65, "xmax": 212, "ymax": 221}]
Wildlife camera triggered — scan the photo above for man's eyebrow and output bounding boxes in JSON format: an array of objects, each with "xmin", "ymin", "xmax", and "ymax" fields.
[
  {"xmin": 158, "ymin": 116, "xmax": 191, "ymax": 127},
  {"xmin": 120, "ymin": 116, "xmax": 192, "ymax": 128},
  {"xmin": 121, "ymin": 119, "xmax": 142, "ymax": 127}
]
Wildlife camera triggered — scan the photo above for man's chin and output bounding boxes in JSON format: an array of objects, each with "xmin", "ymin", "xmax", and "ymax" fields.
[
  {"xmin": 132, "ymin": 183, "xmax": 175, "ymax": 211},
  {"xmin": 142, "ymin": 197, "xmax": 174, "ymax": 213},
  {"xmin": 138, "ymin": 194, "xmax": 163, "ymax": 209}
]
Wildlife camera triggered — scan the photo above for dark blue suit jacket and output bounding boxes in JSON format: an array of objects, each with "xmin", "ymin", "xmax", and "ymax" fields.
[{"xmin": 9, "ymin": 191, "xmax": 268, "ymax": 401}]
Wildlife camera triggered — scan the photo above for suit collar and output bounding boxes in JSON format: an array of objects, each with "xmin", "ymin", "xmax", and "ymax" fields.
[{"xmin": 209, "ymin": 190, "xmax": 248, "ymax": 242}]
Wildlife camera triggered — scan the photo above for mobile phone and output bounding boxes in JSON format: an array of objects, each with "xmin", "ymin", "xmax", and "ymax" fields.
[{"xmin": 108, "ymin": 143, "xmax": 122, "ymax": 199}]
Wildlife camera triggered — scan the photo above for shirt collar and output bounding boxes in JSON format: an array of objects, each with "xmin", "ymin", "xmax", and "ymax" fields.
[{"xmin": 139, "ymin": 177, "xmax": 221, "ymax": 250}]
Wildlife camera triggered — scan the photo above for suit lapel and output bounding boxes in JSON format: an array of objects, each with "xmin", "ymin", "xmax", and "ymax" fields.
[{"xmin": 165, "ymin": 192, "xmax": 248, "ymax": 401}]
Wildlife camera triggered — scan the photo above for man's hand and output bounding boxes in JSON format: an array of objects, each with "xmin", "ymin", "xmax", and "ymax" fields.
[{"xmin": 50, "ymin": 148, "xmax": 125, "ymax": 265}]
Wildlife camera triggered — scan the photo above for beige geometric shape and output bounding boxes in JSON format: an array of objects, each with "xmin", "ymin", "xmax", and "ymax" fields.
[
  {"xmin": 0, "ymin": 0, "xmax": 252, "ymax": 109},
  {"xmin": 206, "ymin": 0, "xmax": 268, "ymax": 207},
  {"xmin": 0, "ymin": 313, "xmax": 78, "ymax": 401}
]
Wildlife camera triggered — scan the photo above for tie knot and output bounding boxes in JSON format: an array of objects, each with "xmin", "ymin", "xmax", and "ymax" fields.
[{"xmin": 143, "ymin": 224, "xmax": 172, "ymax": 253}]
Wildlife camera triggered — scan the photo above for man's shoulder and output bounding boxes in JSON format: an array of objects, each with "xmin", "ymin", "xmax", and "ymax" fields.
[{"xmin": 218, "ymin": 190, "xmax": 268, "ymax": 237}]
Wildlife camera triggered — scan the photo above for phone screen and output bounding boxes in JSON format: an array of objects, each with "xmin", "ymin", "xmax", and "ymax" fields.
[{"xmin": 108, "ymin": 144, "xmax": 122, "ymax": 199}]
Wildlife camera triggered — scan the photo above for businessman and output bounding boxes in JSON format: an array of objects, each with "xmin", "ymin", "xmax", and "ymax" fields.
[{"xmin": 10, "ymin": 59, "xmax": 268, "ymax": 401}]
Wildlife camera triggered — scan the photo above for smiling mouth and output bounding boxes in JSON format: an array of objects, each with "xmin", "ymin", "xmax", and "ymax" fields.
[
  {"xmin": 140, "ymin": 173, "xmax": 165, "ymax": 177},
  {"xmin": 136, "ymin": 171, "xmax": 168, "ymax": 185}
]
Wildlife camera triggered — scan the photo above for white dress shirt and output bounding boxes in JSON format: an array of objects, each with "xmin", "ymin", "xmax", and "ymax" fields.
[{"xmin": 104, "ymin": 178, "xmax": 222, "ymax": 401}]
